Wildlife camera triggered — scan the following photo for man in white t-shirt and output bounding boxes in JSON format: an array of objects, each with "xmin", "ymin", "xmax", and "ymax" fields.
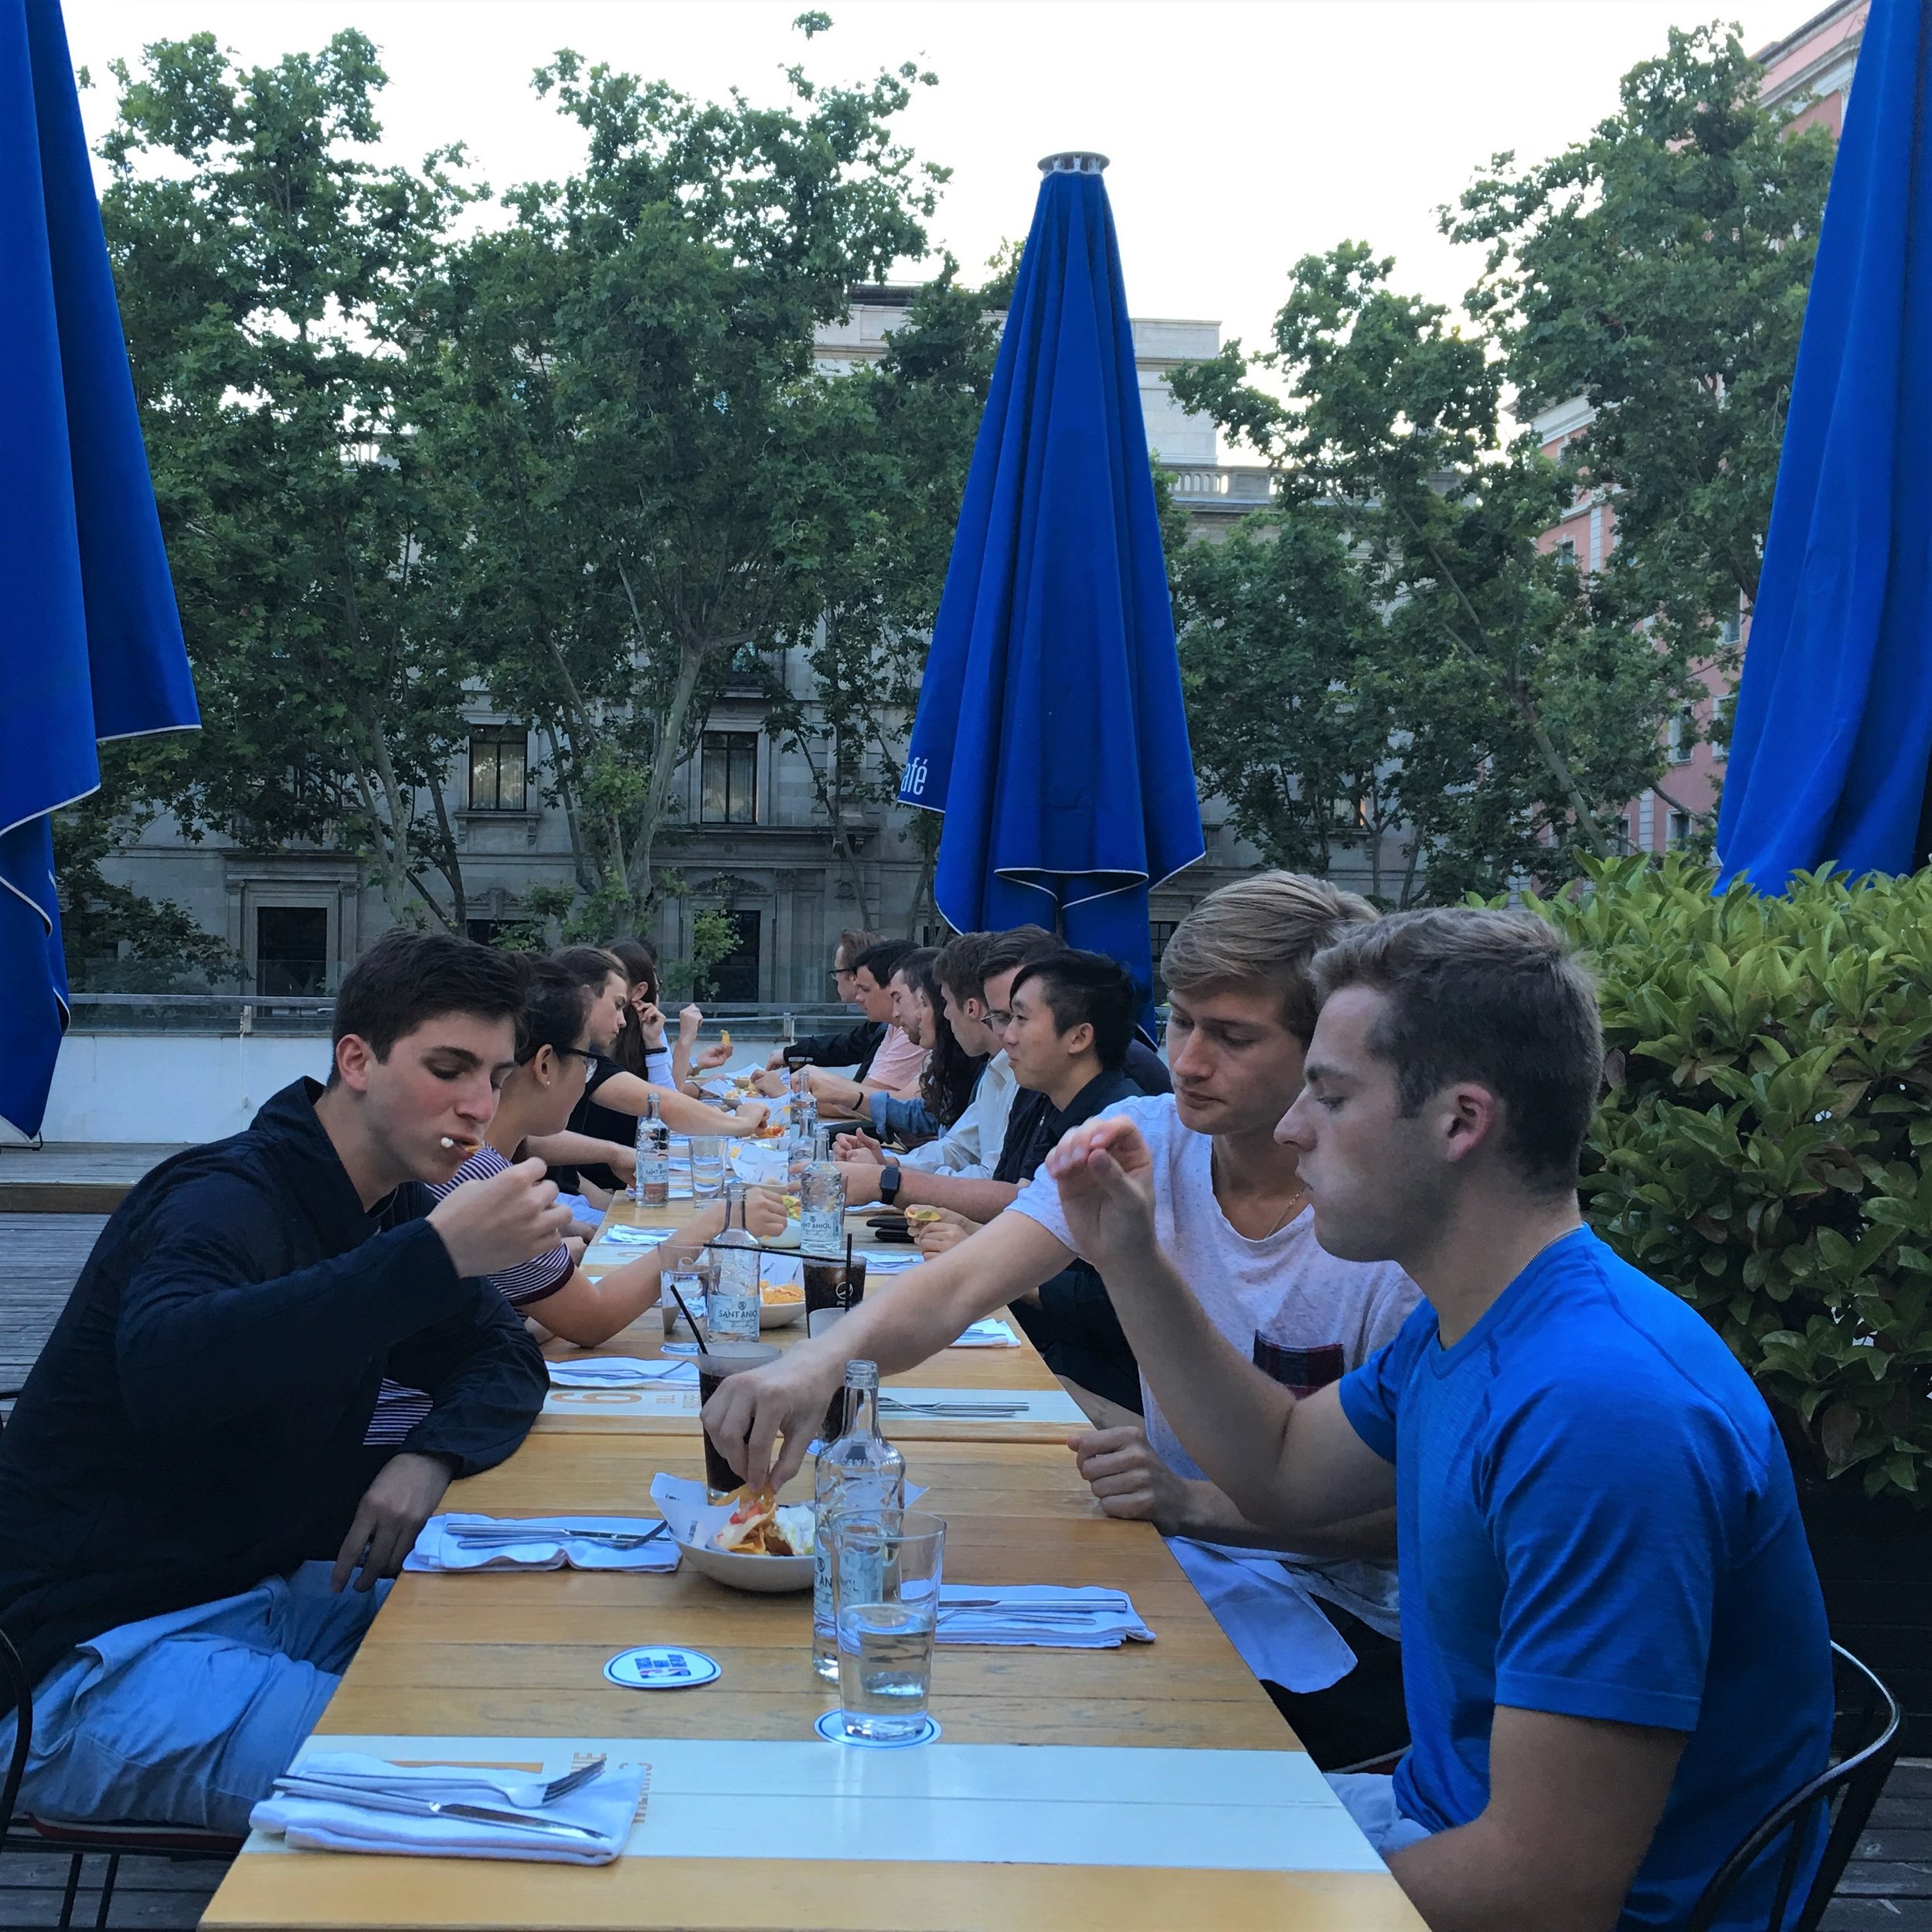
[{"xmin": 706, "ymin": 873, "xmax": 1423, "ymax": 1762}]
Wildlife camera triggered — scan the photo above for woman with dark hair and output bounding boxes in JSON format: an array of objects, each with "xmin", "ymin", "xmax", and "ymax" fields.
[
  {"xmin": 607, "ymin": 940, "xmax": 673, "ymax": 1087},
  {"xmin": 849, "ymin": 948, "xmax": 978, "ymax": 1148}
]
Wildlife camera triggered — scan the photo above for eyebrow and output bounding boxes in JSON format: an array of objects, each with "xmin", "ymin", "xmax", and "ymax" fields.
[
  {"xmin": 422, "ymin": 1046, "xmax": 486, "ymax": 1070},
  {"xmin": 1301, "ymin": 1059, "xmax": 1339, "ymax": 1087}
]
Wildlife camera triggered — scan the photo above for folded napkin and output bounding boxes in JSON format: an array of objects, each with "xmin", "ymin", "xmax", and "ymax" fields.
[
  {"xmin": 252, "ymin": 1750, "xmax": 642, "ymax": 1865},
  {"xmin": 404, "ymin": 1514, "xmax": 677, "ymax": 1574},
  {"xmin": 547, "ymin": 1356, "xmax": 696, "ymax": 1388},
  {"xmin": 862, "ymin": 1248, "xmax": 925, "ymax": 1275},
  {"xmin": 934, "ymin": 1584, "xmax": 1155, "ymax": 1649},
  {"xmin": 596, "ymin": 1223, "xmax": 675, "ymax": 1250},
  {"xmin": 951, "ymin": 1317, "xmax": 1020, "ymax": 1348}
]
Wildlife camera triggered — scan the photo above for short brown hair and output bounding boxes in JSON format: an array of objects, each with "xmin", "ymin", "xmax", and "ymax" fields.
[
  {"xmin": 834, "ymin": 929, "xmax": 881, "ymax": 972},
  {"xmin": 1310, "ymin": 906, "xmax": 1602, "ymax": 1195},
  {"xmin": 1159, "ymin": 872, "xmax": 1376, "ymax": 1042},
  {"xmin": 934, "ymin": 930, "xmax": 996, "ymax": 1005}
]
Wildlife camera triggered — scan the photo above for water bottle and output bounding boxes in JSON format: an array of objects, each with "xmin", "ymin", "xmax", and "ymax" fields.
[
  {"xmin": 634, "ymin": 1091, "xmax": 670, "ymax": 1206},
  {"xmin": 800, "ymin": 1124, "xmax": 845, "ymax": 1257},
  {"xmin": 708, "ymin": 1179, "xmax": 762, "ymax": 1345},
  {"xmin": 812, "ymin": 1361, "xmax": 905, "ymax": 1680}
]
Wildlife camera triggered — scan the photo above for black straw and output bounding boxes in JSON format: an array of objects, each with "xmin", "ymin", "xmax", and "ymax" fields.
[{"xmin": 665, "ymin": 1275, "xmax": 711, "ymax": 1355}]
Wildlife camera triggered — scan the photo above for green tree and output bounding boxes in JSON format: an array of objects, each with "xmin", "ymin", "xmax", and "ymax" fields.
[
  {"xmin": 1448, "ymin": 23, "xmax": 1835, "ymax": 724},
  {"xmin": 421, "ymin": 25, "xmax": 947, "ymax": 934},
  {"xmin": 1172, "ymin": 243, "xmax": 1693, "ymax": 899},
  {"xmin": 99, "ymin": 30, "xmax": 483, "ymax": 930}
]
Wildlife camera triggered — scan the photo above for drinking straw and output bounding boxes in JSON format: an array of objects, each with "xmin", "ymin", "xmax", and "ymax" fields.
[{"xmin": 665, "ymin": 1277, "xmax": 711, "ymax": 1355}]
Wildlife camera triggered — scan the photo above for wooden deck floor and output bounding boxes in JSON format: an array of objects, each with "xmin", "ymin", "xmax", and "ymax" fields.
[{"xmin": 1, "ymin": 1212, "xmax": 1927, "ymax": 1926}]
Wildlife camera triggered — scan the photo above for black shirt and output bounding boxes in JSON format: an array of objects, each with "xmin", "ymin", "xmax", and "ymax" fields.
[
  {"xmin": 994, "ymin": 1066, "xmax": 1146, "ymax": 1185},
  {"xmin": 0, "ymin": 1080, "xmax": 546, "ymax": 1683}
]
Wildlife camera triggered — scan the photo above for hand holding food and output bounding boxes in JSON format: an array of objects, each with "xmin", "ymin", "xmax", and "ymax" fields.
[
  {"xmin": 743, "ymin": 1185, "xmax": 787, "ymax": 1241},
  {"xmin": 714, "ymin": 1486, "xmax": 816, "ymax": 1556}
]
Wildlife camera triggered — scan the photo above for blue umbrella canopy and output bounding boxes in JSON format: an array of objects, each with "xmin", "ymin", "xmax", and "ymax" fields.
[
  {"xmin": 1, "ymin": 0, "xmax": 198, "ymax": 1138},
  {"xmin": 898, "ymin": 152, "xmax": 1204, "ymax": 998},
  {"xmin": 1717, "ymin": 0, "xmax": 1932, "ymax": 889}
]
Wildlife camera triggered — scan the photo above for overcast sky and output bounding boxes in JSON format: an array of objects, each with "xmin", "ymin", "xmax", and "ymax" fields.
[{"xmin": 64, "ymin": 0, "xmax": 1809, "ymax": 367}]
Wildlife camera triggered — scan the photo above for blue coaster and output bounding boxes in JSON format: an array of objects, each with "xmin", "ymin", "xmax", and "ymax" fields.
[
  {"xmin": 815, "ymin": 1709, "xmax": 940, "ymax": 1749},
  {"xmin": 604, "ymin": 1646, "xmax": 719, "ymax": 1690}
]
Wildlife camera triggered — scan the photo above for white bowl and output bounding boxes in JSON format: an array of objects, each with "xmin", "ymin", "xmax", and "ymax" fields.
[
  {"xmin": 760, "ymin": 1220, "xmax": 804, "ymax": 1251},
  {"xmin": 675, "ymin": 1533, "xmax": 814, "ymax": 1594},
  {"xmin": 759, "ymin": 1295, "xmax": 804, "ymax": 1330}
]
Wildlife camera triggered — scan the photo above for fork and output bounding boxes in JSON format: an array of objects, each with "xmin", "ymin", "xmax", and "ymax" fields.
[
  {"xmin": 280, "ymin": 1754, "xmax": 606, "ymax": 1808},
  {"xmin": 447, "ymin": 1522, "xmax": 669, "ymax": 1550}
]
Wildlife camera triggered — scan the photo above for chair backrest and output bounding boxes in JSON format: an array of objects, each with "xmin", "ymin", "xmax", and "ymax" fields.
[
  {"xmin": 1685, "ymin": 1642, "xmax": 1903, "ymax": 1932},
  {"xmin": 0, "ymin": 1624, "xmax": 32, "ymax": 1829}
]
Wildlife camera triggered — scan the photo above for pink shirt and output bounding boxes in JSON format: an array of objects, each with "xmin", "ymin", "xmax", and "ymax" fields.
[{"xmin": 864, "ymin": 1023, "xmax": 928, "ymax": 1097}]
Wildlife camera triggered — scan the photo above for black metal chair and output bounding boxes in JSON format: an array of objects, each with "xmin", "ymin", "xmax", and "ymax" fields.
[
  {"xmin": 0, "ymin": 1624, "xmax": 241, "ymax": 1929},
  {"xmin": 1685, "ymin": 1641, "xmax": 1903, "ymax": 1932}
]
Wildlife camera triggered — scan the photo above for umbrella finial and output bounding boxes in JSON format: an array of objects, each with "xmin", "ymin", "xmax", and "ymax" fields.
[{"xmin": 1038, "ymin": 151, "xmax": 1109, "ymax": 175}]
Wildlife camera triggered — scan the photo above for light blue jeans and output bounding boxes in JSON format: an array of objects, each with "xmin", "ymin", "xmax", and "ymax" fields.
[
  {"xmin": 1327, "ymin": 1770, "xmax": 1434, "ymax": 1856},
  {"xmin": 6, "ymin": 1563, "xmax": 389, "ymax": 1834}
]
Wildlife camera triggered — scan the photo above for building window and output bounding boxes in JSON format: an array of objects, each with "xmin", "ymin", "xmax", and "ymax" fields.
[
  {"xmin": 464, "ymin": 919, "xmax": 520, "ymax": 949},
  {"xmin": 708, "ymin": 910, "xmax": 762, "ymax": 1002},
  {"xmin": 1719, "ymin": 610, "xmax": 1743, "ymax": 646},
  {"xmin": 1667, "ymin": 809, "xmax": 1692, "ymax": 850},
  {"xmin": 1553, "ymin": 537, "xmax": 1578, "ymax": 567},
  {"xmin": 701, "ymin": 732, "xmax": 758, "ymax": 824},
  {"xmin": 256, "ymin": 906, "xmax": 328, "ymax": 996},
  {"xmin": 1668, "ymin": 710, "xmax": 1697, "ymax": 764},
  {"xmin": 1150, "ymin": 920, "xmax": 1180, "ymax": 1005},
  {"xmin": 469, "ymin": 727, "xmax": 528, "ymax": 812}
]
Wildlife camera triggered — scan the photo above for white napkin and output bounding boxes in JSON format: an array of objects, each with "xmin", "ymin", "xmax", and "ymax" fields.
[
  {"xmin": 1164, "ymin": 1538, "xmax": 1358, "ymax": 1693},
  {"xmin": 596, "ymin": 1223, "xmax": 675, "ymax": 1250},
  {"xmin": 547, "ymin": 1356, "xmax": 696, "ymax": 1388},
  {"xmin": 251, "ymin": 1750, "xmax": 641, "ymax": 1865},
  {"xmin": 951, "ymin": 1317, "xmax": 1020, "ymax": 1348},
  {"xmin": 862, "ymin": 1248, "xmax": 925, "ymax": 1275},
  {"xmin": 934, "ymin": 1584, "xmax": 1155, "ymax": 1649},
  {"xmin": 404, "ymin": 1514, "xmax": 678, "ymax": 1573}
]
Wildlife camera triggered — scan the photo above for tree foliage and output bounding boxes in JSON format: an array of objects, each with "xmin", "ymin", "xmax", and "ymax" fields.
[
  {"xmin": 1449, "ymin": 23, "xmax": 1834, "ymax": 706},
  {"xmin": 1172, "ymin": 244, "xmax": 1692, "ymax": 900}
]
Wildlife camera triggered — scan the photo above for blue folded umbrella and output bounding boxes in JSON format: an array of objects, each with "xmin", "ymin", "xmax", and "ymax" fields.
[
  {"xmin": 899, "ymin": 154, "xmax": 1203, "ymax": 999},
  {"xmin": 1, "ymin": 0, "xmax": 198, "ymax": 1138},
  {"xmin": 1716, "ymin": 0, "xmax": 1932, "ymax": 889}
]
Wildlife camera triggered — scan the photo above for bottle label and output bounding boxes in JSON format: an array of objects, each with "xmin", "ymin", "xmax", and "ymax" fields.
[{"xmin": 801, "ymin": 1206, "xmax": 843, "ymax": 1253}]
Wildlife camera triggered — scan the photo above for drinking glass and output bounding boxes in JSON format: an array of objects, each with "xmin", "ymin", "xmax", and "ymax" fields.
[
  {"xmin": 690, "ymin": 1136, "xmax": 726, "ymax": 1199},
  {"xmin": 696, "ymin": 1342, "xmax": 781, "ymax": 1498},
  {"xmin": 828, "ymin": 1509, "xmax": 945, "ymax": 1743},
  {"xmin": 660, "ymin": 1265, "xmax": 706, "ymax": 1340}
]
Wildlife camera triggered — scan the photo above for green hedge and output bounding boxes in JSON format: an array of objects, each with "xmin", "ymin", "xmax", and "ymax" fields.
[{"xmin": 1522, "ymin": 857, "xmax": 1932, "ymax": 1503}]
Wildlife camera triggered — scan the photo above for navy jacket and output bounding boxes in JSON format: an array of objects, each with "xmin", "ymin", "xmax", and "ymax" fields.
[{"xmin": 0, "ymin": 1080, "xmax": 546, "ymax": 1682}]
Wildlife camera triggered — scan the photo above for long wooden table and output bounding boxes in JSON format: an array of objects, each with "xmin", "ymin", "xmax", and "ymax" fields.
[{"xmin": 201, "ymin": 1191, "xmax": 1423, "ymax": 1930}]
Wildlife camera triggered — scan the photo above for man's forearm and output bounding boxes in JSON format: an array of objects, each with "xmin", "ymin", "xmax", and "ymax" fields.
[
  {"xmin": 893, "ymin": 1167, "xmax": 1019, "ymax": 1223},
  {"xmin": 1168, "ymin": 1482, "xmax": 1396, "ymax": 1559}
]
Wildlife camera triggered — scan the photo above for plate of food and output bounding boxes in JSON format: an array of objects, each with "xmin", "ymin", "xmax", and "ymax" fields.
[
  {"xmin": 676, "ymin": 1487, "xmax": 815, "ymax": 1594},
  {"xmin": 760, "ymin": 1281, "xmax": 805, "ymax": 1328}
]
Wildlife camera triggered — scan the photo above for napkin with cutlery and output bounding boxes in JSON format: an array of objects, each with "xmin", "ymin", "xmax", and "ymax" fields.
[
  {"xmin": 251, "ymin": 1750, "xmax": 642, "ymax": 1864},
  {"xmin": 934, "ymin": 1584, "xmax": 1155, "ymax": 1649},
  {"xmin": 949, "ymin": 1317, "xmax": 1021, "ymax": 1348},
  {"xmin": 547, "ymin": 1356, "xmax": 696, "ymax": 1388},
  {"xmin": 594, "ymin": 1223, "xmax": 676, "ymax": 1249},
  {"xmin": 861, "ymin": 1248, "xmax": 926, "ymax": 1275},
  {"xmin": 404, "ymin": 1514, "xmax": 678, "ymax": 1573}
]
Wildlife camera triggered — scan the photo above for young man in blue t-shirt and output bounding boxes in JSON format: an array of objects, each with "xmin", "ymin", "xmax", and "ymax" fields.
[{"xmin": 1043, "ymin": 906, "xmax": 1832, "ymax": 1931}]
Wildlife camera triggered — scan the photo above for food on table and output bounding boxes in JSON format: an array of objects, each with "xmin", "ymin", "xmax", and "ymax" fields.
[
  {"xmin": 713, "ymin": 1487, "xmax": 815, "ymax": 1556},
  {"xmin": 761, "ymin": 1281, "xmax": 804, "ymax": 1304}
]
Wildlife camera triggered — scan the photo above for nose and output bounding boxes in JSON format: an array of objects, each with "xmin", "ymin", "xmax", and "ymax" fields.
[{"xmin": 1276, "ymin": 1091, "xmax": 1313, "ymax": 1149}]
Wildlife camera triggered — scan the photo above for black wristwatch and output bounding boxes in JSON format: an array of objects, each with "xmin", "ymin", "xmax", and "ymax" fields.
[{"xmin": 878, "ymin": 1164, "xmax": 903, "ymax": 1206}]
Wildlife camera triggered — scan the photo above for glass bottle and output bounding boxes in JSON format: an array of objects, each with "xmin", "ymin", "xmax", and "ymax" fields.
[
  {"xmin": 707, "ymin": 1179, "xmax": 762, "ymax": 1345},
  {"xmin": 634, "ymin": 1090, "xmax": 670, "ymax": 1206},
  {"xmin": 800, "ymin": 1123, "xmax": 845, "ymax": 1257},
  {"xmin": 812, "ymin": 1361, "xmax": 906, "ymax": 1680},
  {"xmin": 781, "ymin": 1012, "xmax": 796, "ymax": 1046}
]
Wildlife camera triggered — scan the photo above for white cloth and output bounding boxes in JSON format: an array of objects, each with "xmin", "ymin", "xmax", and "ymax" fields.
[
  {"xmin": 934, "ymin": 1585, "xmax": 1154, "ymax": 1649},
  {"xmin": 1008, "ymin": 1095, "xmax": 1420, "ymax": 1640},
  {"xmin": 547, "ymin": 1357, "xmax": 695, "ymax": 1387},
  {"xmin": 1165, "ymin": 1538, "xmax": 1358, "ymax": 1693},
  {"xmin": 251, "ymin": 1750, "xmax": 643, "ymax": 1864},
  {"xmin": 951, "ymin": 1317, "xmax": 1021, "ymax": 1348},
  {"xmin": 900, "ymin": 1050, "xmax": 1019, "ymax": 1179},
  {"xmin": 404, "ymin": 1514, "xmax": 678, "ymax": 1574},
  {"xmin": 1325, "ymin": 1773, "xmax": 1433, "ymax": 1855}
]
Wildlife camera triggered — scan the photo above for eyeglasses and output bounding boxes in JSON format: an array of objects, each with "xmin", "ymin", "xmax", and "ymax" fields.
[
  {"xmin": 985, "ymin": 1009, "xmax": 1013, "ymax": 1029},
  {"xmin": 553, "ymin": 1045, "xmax": 596, "ymax": 1066}
]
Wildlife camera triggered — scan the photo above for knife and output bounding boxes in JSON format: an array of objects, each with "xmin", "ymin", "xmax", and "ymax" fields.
[{"xmin": 272, "ymin": 1777, "xmax": 608, "ymax": 1842}]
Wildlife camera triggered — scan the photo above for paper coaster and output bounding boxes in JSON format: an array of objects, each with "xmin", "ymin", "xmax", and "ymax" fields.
[
  {"xmin": 815, "ymin": 1709, "xmax": 940, "ymax": 1749},
  {"xmin": 660, "ymin": 1340, "xmax": 704, "ymax": 1355},
  {"xmin": 604, "ymin": 1647, "xmax": 720, "ymax": 1689}
]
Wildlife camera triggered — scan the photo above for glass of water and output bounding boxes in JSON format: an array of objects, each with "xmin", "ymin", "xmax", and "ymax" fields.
[
  {"xmin": 689, "ymin": 1136, "xmax": 726, "ymax": 1199},
  {"xmin": 828, "ymin": 1509, "xmax": 946, "ymax": 1743}
]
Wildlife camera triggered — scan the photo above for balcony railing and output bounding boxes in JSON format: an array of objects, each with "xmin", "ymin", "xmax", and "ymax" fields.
[{"xmin": 1162, "ymin": 464, "xmax": 1277, "ymax": 504}]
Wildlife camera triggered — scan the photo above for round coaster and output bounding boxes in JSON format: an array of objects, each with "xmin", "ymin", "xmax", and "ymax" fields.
[
  {"xmin": 815, "ymin": 1709, "xmax": 940, "ymax": 1749},
  {"xmin": 660, "ymin": 1340, "xmax": 703, "ymax": 1356},
  {"xmin": 604, "ymin": 1646, "xmax": 719, "ymax": 1690}
]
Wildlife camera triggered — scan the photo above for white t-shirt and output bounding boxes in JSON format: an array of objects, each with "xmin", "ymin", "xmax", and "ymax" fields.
[
  {"xmin": 1009, "ymin": 1094, "xmax": 1420, "ymax": 1631},
  {"xmin": 901, "ymin": 1050, "xmax": 1018, "ymax": 1179}
]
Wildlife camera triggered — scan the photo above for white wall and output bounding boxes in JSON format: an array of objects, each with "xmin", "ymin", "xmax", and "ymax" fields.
[{"xmin": 25, "ymin": 1035, "xmax": 332, "ymax": 1145}]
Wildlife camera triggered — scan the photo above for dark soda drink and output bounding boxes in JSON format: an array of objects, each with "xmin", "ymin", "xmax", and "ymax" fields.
[
  {"xmin": 696, "ymin": 1343, "xmax": 781, "ymax": 1497},
  {"xmin": 804, "ymin": 1257, "xmax": 867, "ymax": 1438}
]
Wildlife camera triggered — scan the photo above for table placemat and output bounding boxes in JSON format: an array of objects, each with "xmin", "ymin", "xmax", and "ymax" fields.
[
  {"xmin": 536, "ymin": 1381, "xmax": 1088, "ymax": 1434},
  {"xmin": 247, "ymin": 1735, "xmax": 1383, "ymax": 1875}
]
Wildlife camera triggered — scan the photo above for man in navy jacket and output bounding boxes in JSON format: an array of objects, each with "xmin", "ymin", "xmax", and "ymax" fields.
[{"xmin": 0, "ymin": 932, "xmax": 571, "ymax": 1831}]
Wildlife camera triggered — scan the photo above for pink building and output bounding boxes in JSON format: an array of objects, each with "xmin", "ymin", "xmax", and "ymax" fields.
[{"xmin": 1532, "ymin": 0, "xmax": 1865, "ymax": 859}]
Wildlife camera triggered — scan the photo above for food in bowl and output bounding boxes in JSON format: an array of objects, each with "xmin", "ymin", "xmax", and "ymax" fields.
[
  {"xmin": 761, "ymin": 1282, "xmax": 804, "ymax": 1304},
  {"xmin": 714, "ymin": 1488, "xmax": 815, "ymax": 1556}
]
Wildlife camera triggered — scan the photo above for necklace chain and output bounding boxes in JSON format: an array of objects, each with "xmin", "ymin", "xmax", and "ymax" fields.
[{"xmin": 1213, "ymin": 1148, "xmax": 1308, "ymax": 1240}]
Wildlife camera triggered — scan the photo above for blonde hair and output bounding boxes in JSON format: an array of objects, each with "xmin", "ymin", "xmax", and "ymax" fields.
[{"xmin": 1160, "ymin": 871, "xmax": 1377, "ymax": 1042}]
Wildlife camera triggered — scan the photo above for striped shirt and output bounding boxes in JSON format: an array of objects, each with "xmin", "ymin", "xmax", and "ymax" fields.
[{"xmin": 362, "ymin": 1145, "xmax": 573, "ymax": 1446}]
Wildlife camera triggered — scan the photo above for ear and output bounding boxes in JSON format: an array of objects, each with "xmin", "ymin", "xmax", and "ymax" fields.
[
  {"xmin": 1439, "ymin": 1082, "xmax": 1502, "ymax": 1165},
  {"xmin": 334, "ymin": 1033, "xmax": 377, "ymax": 1094},
  {"xmin": 1065, "ymin": 1019, "xmax": 1096, "ymax": 1059},
  {"xmin": 529, "ymin": 1045, "xmax": 556, "ymax": 1087}
]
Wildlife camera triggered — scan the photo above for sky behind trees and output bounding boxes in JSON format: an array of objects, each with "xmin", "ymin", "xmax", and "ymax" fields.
[{"xmin": 66, "ymin": 0, "xmax": 1807, "ymax": 432}]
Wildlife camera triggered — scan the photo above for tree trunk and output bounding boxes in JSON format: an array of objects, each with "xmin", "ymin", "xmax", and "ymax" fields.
[{"xmin": 625, "ymin": 637, "xmax": 709, "ymax": 922}]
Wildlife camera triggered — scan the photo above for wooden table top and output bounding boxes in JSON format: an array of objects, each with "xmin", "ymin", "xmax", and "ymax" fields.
[{"xmin": 202, "ymin": 1202, "xmax": 1423, "ymax": 1930}]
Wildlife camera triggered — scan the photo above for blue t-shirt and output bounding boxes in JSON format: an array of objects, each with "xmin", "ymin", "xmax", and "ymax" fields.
[{"xmin": 1337, "ymin": 1228, "xmax": 1831, "ymax": 1930}]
